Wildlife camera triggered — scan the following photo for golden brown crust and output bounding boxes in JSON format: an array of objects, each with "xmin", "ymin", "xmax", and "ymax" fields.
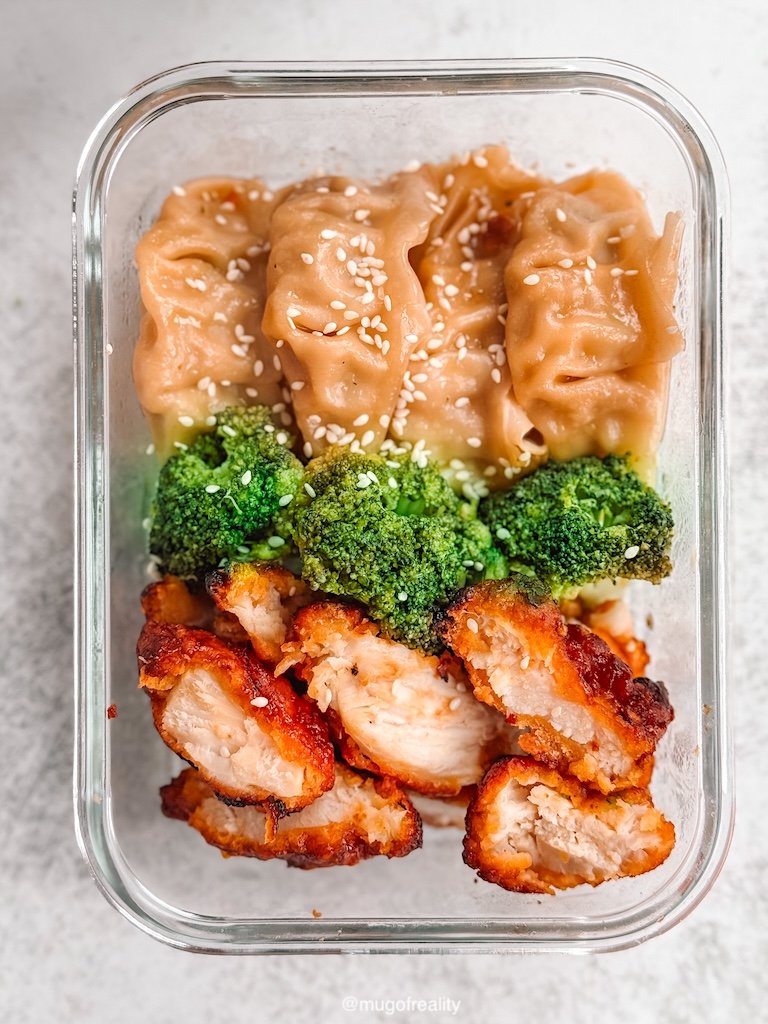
[
  {"xmin": 463, "ymin": 756, "xmax": 675, "ymax": 894},
  {"xmin": 138, "ymin": 621, "xmax": 334, "ymax": 809},
  {"xmin": 141, "ymin": 575, "xmax": 214, "ymax": 627},
  {"xmin": 282, "ymin": 601, "xmax": 517, "ymax": 797},
  {"xmin": 160, "ymin": 765, "xmax": 422, "ymax": 868},
  {"xmin": 207, "ymin": 562, "xmax": 313, "ymax": 665},
  {"xmin": 441, "ymin": 582, "xmax": 673, "ymax": 793}
]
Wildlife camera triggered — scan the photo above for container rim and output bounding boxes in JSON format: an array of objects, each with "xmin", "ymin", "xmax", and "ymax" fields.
[{"xmin": 73, "ymin": 57, "xmax": 732, "ymax": 954}]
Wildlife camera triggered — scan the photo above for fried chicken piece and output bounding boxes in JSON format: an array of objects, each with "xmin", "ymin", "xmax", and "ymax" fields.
[
  {"xmin": 141, "ymin": 575, "xmax": 214, "ymax": 627},
  {"xmin": 463, "ymin": 756, "xmax": 675, "ymax": 893},
  {"xmin": 161, "ymin": 763, "xmax": 422, "ymax": 867},
  {"xmin": 406, "ymin": 789, "xmax": 472, "ymax": 829},
  {"xmin": 138, "ymin": 621, "xmax": 334, "ymax": 810},
  {"xmin": 278, "ymin": 602, "xmax": 517, "ymax": 796},
  {"xmin": 207, "ymin": 562, "xmax": 313, "ymax": 665},
  {"xmin": 580, "ymin": 599, "xmax": 650, "ymax": 678},
  {"xmin": 441, "ymin": 581, "xmax": 673, "ymax": 793}
]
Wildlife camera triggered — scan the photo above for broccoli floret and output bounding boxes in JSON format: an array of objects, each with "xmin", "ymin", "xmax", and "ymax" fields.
[
  {"xmin": 293, "ymin": 448, "xmax": 501, "ymax": 651},
  {"xmin": 479, "ymin": 455, "xmax": 673, "ymax": 597},
  {"xmin": 149, "ymin": 406, "xmax": 303, "ymax": 579}
]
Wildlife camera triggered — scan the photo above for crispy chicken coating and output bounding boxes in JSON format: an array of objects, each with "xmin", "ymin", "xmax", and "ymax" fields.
[
  {"xmin": 207, "ymin": 562, "xmax": 313, "ymax": 665},
  {"xmin": 463, "ymin": 756, "xmax": 675, "ymax": 893},
  {"xmin": 161, "ymin": 763, "xmax": 422, "ymax": 867},
  {"xmin": 141, "ymin": 575, "xmax": 214, "ymax": 627},
  {"xmin": 441, "ymin": 581, "xmax": 673, "ymax": 793},
  {"xmin": 137, "ymin": 621, "xmax": 334, "ymax": 810},
  {"xmin": 278, "ymin": 602, "xmax": 518, "ymax": 796}
]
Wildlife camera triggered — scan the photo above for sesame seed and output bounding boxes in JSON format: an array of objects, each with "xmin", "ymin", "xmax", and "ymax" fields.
[
  {"xmin": 586, "ymin": 255, "xmax": 597, "ymax": 270},
  {"xmin": 330, "ymin": 300, "xmax": 346, "ymax": 311},
  {"xmin": 445, "ymin": 284, "xmax": 459, "ymax": 297},
  {"xmin": 206, "ymin": 415, "xmax": 217, "ymax": 426},
  {"xmin": 356, "ymin": 474, "xmax": 371, "ymax": 489},
  {"xmin": 523, "ymin": 274, "xmax": 541, "ymax": 286},
  {"xmin": 205, "ymin": 484, "xmax": 221, "ymax": 494},
  {"xmin": 241, "ymin": 470, "xmax": 252, "ymax": 486},
  {"xmin": 491, "ymin": 368, "xmax": 502, "ymax": 384},
  {"xmin": 276, "ymin": 431, "xmax": 289, "ymax": 444},
  {"xmin": 472, "ymin": 153, "xmax": 488, "ymax": 168},
  {"xmin": 361, "ymin": 429, "xmax": 375, "ymax": 447},
  {"xmin": 466, "ymin": 617, "xmax": 479, "ymax": 633},
  {"xmin": 215, "ymin": 214, "xmax": 228, "ymax": 226},
  {"xmin": 584, "ymin": 268, "xmax": 593, "ymax": 285},
  {"xmin": 145, "ymin": 443, "xmax": 155, "ymax": 456},
  {"xmin": 272, "ymin": 355, "xmax": 282, "ymax": 371},
  {"xmin": 610, "ymin": 267, "xmax": 624, "ymax": 277},
  {"xmin": 320, "ymin": 229, "xmax": 337, "ymax": 239},
  {"xmin": 301, "ymin": 253, "xmax": 314, "ymax": 264},
  {"xmin": 323, "ymin": 322, "xmax": 337, "ymax": 334},
  {"xmin": 520, "ymin": 655, "xmax": 531, "ymax": 670},
  {"xmin": 185, "ymin": 277, "xmax": 207, "ymax": 292},
  {"xmin": 558, "ymin": 259, "xmax": 574, "ymax": 269},
  {"xmin": 262, "ymin": 190, "xmax": 274, "ymax": 201},
  {"xmin": 405, "ymin": 333, "xmax": 418, "ymax": 344},
  {"xmin": 172, "ymin": 185, "xmax": 187, "ymax": 196},
  {"xmin": 304, "ymin": 483, "xmax": 317, "ymax": 498},
  {"xmin": 344, "ymin": 185, "xmax": 358, "ymax": 197},
  {"xmin": 250, "ymin": 696, "xmax": 269, "ymax": 708},
  {"xmin": 388, "ymin": 477, "xmax": 398, "ymax": 488},
  {"xmin": 607, "ymin": 235, "xmax": 621, "ymax": 244},
  {"xmin": 624, "ymin": 269, "xmax": 639, "ymax": 276},
  {"xmin": 219, "ymin": 746, "xmax": 230, "ymax": 758},
  {"xmin": 624, "ymin": 545, "xmax": 640, "ymax": 559},
  {"xmin": 346, "ymin": 259, "xmax": 358, "ymax": 275},
  {"xmin": 397, "ymin": 592, "xmax": 408, "ymax": 602},
  {"xmin": 231, "ymin": 344, "xmax": 247, "ymax": 358},
  {"xmin": 353, "ymin": 209, "xmax": 370, "ymax": 222},
  {"xmin": 221, "ymin": 424, "xmax": 237, "ymax": 438},
  {"xmin": 555, "ymin": 207, "xmax": 567, "ymax": 222},
  {"xmin": 337, "ymin": 326, "xmax": 350, "ymax": 336},
  {"xmin": 455, "ymin": 397, "xmax": 470, "ymax": 408},
  {"xmin": 467, "ymin": 437, "xmax": 482, "ymax": 448},
  {"xmin": 303, "ymin": 442, "xmax": 314, "ymax": 459},
  {"xmin": 449, "ymin": 697, "xmax": 461, "ymax": 711},
  {"xmin": 267, "ymin": 536, "xmax": 286, "ymax": 548},
  {"xmin": 353, "ymin": 414, "xmax": 369, "ymax": 426},
  {"xmin": 335, "ymin": 247, "xmax": 346, "ymax": 262},
  {"xmin": 278, "ymin": 494, "xmax": 293, "ymax": 506}
]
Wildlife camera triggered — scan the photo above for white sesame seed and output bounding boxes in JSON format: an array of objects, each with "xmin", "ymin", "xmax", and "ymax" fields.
[
  {"xmin": 206, "ymin": 415, "xmax": 217, "ymax": 426},
  {"xmin": 397, "ymin": 591, "xmax": 408, "ymax": 602},
  {"xmin": 584, "ymin": 268, "xmax": 593, "ymax": 285},
  {"xmin": 321, "ymin": 229, "xmax": 337, "ymax": 240},
  {"xmin": 335, "ymin": 247, "xmax": 347, "ymax": 262},
  {"xmin": 472, "ymin": 153, "xmax": 488, "ymax": 168},
  {"xmin": 624, "ymin": 269, "xmax": 639, "ymax": 276},
  {"xmin": 300, "ymin": 253, "xmax": 314, "ymax": 264},
  {"xmin": 205, "ymin": 484, "xmax": 220, "ymax": 494},
  {"xmin": 304, "ymin": 483, "xmax": 317, "ymax": 498},
  {"xmin": 467, "ymin": 437, "xmax": 482, "ymax": 448},
  {"xmin": 323, "ymin": 322, "xmax": 337, "ymax": 334},
  {"xmin": 247, "ymin": 189, "xmax": 260, "ymax": 201},
  {"xmin": 145, "ymin": 443, "xmax": 155, "ymax": 456},
  {"xmin": 388, "ymin": 477, "xmax": 398, "ymax": 489},
  {"xmin": 359, "ymin": 429, "xmax": 375, "ymax": 447},
  {"xmin": 267, "ymin": 536, "xmax": 286, "ymax": 548},
  {"xmin": 353, "ymin": 414, "xmax": 369, "ymax": 427},
  {"xmin": 276, "ymin": 431, "xmax": 289, "ymax": 445},
  {"xmin": 219, "ymin": 746, "xmax": 230, "ymax": 758},
  {"xmin": 520, "ymin": 655, "xmax": 531, "ymax": 670},
  {"xmin": 262, "ymin": 190, "xmax": 274, "ymax": 201},
  {"xmin": 523, "ymin": 274, "xmax": 541, "ymax": 286},
  {"xmin": 220, "ymin": 424, "xmax": 237, "ymax": 438},
  {"xmin": 558, "ymin": 259, "xmax": 574, "ymax": 269},
  {"xmin": 445, "ymin": 284, "xmax": 459, "ymax": 297},
  {"xmin": 346, "ymin": 259, "xmax": 358, "ymax": 275},
  {"xmin": 278, "ymin": 494, "xmax": 293, "ymax": 506},
  {"xmin": 241, "ymin": 470, "xmax": 252, "ymax": 486},
  {"xmin": 354, "ymin": 209, "xmax": 370, "ymax": 222},
  {"xmin": 607, "ymin": 235, "xmax": 621, "ymax": 244},
  {"xmin": 171, "ymin": 184, "xmax": 187, "ymax": 196},
  {"xmin": 215, "ymin": 214, "xmax": 228, "ymax": 226},
  {"xmin": 337, "ymin": 326, "xmax": 350, "ymax": 336},
  {"xmin": 231, "ymin": 344, "xmax": 247, "ymax": 358},
  {"xmin": 330, "ymin": 300, "xmax": 346, "ymax": 311},
  {"xmin": 624, "ymin": 545, "xmax": 640, "ymax": 559},
  {"xmin": 303, "ymin": 442, "xmax": 314, "ymax": 459},
  {"xmin": 344, "ymin": 185, "xmax": 358, "ymax": 197},
  {"xmin": 405, "ymin": 333, "xmax": 418, "ymax": 344},
  {"xmin": 555, "ymin": 207, "xmax": 567, "ymax": 222},
  {"xmin": 610, "ymin": 267, "xmax": 624, "ymax": 277},
  {"xmin": 455, "ymin": 397, "xmax": 470, "ymax": 408},
  {"xmin": 586, "ymin": 255, "xmax": 597, "ymax": 271},
  {"xmin": 491, "ymin": 368, "xmax": 502, "ymax": 384},
  {"xmin": 272, "ymin": 355, "xmax": 281, "ymax": 371},
  {"xmin": 250, "ymin": 696, "xmax": 269, "ymax": 708},
  {"xmin": 466, "ymin": 617, "xmax": 479, "ymax": 633}
]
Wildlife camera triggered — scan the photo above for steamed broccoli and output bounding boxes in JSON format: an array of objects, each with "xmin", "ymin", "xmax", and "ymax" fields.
[
  {"xmin": 479, "ymin": 455, "xmax": 673, "ymax": 598},
  {"xmin": 149, "ymin": 406, "xmax": 303, "ymax": 579},
  {"xmin": 292, "ymin": 448, "xmax": 502, "ymax": 651}
]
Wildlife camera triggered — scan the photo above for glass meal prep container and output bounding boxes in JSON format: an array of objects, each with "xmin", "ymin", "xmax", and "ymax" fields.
[{"xmin": 73, "ymin": 59, "xmax": 732, "ymax": 954}]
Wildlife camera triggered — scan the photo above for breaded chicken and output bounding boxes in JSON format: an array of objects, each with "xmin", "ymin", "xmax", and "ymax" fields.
[
  {"xmin": 138, "ymin": 621, "xmax": 334, "ymax": 810},
  {"xmin": 463, "ymin": 756, "xmax": 675, "ymax": 893},
  {"xmin": 161, "ymin": 763, "xmax": 422, "ymax": 867},
  {"xmin": 580, "ymin": 599, "xmax": 650, "ymax": 679},
  {"xmin": 406, "ymin": 789, "xmax": 472, "ymax": 829},
  {"xmin": 207, "ymin": 562, "xmax": 313, "ymax": 665},
  {"xmin": 278, "ymin": 602, "xmax": 517, "ymax": 796},
  {"xmin": 141, "ymin": 575, "xmax": 214, "ymax": 627},
  {"xmin": 441, "ymin": 581, "xmax": 673, "ymax": 793}
]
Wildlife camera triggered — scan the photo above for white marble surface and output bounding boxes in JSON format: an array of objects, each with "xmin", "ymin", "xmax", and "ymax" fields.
[{"xmin": 1, "ymin": 0, "xmax": 766, "ymax": 1020}]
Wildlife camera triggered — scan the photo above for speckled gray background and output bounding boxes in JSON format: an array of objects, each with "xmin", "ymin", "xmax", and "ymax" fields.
[{"xmin": 2, "ymin": 1, "xmax": 765, "ymax": 1021}]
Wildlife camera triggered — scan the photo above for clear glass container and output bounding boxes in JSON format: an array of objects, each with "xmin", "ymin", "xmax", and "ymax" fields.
[{"xmin": 73, "ymin": 59, "xmax": 732, "ymax": 953}]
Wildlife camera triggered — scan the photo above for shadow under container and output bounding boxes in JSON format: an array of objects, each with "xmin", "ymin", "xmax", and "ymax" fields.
[{"xmin": 73, "ymin": 59, "xmax": 731, "ymax": 954}]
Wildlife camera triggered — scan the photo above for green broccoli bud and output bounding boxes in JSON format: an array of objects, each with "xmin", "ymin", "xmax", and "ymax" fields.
[
  {"xmin": 479, "ymin": 454, "xmax": 673, "ymax": 598},
  {"xmin": 149, "ymin": 406, "xmax": 303, "ymax": 580},
  {"xmin": 293, "ymin": 448, "xmax": 501, "ymax": 652}
]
